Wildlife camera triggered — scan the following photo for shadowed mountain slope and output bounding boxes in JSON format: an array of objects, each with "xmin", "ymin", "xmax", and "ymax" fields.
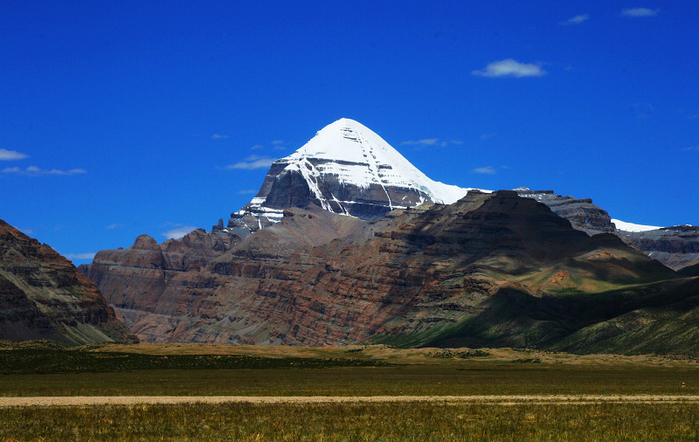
[{"xmin": 0, "ymin": 219, "xmax": 135, "ymax": 345}]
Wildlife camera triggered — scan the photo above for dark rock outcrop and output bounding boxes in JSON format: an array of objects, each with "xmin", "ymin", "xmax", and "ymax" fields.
[
  {"xmin": 514, "ymin": 187, "xmax": 699, "ymax": 270},
  {"xmin": 617, "ymin": 225, "xmax": 699, "ymax": 270},
  {"xmin": 0, "ymin": 219, "xmax": 135, "ymax": 344},
  {"xmin": 515, "ymin": 187, "xmax": 616, "ymax": 235}
]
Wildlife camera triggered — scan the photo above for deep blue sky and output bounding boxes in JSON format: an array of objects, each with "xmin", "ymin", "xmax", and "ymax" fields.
[{"xmin": 2, "ymin": 1, "xmax": 698, "ymax": 264}]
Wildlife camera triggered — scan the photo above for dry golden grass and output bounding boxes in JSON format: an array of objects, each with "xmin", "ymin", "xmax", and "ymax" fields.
[{"xmin": 83, "ymin": 342, "xmax": 698, "ymax": 368}]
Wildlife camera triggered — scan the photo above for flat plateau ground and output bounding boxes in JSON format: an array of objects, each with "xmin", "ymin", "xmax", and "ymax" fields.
[
  {"xmin": 1, "ymin": 343, "xmax": 698, "ymax": 441},
  {"xmin": 3, "ymin": 394, "xmax": 699, "ymax": 407}
]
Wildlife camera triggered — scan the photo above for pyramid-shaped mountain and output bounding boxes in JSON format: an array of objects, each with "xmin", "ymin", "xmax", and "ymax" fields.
[{"xmin": 220, "ymin": 118, "xmax": 479, "ymax": 233}]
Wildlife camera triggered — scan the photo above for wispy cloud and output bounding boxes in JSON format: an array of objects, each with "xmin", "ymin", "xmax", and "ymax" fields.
[
  {"xmin": 401, "ymin": 139, "xmax": 463, "ymax": 148},
  {"xmin": 106, "ymin": 223, "xmax": 122, "ymax": 230},
  {"xmin": 401, "ymin": 138, "xmax": 439, "ymax": 146},
  {"xmin": 559, "ymin": 14, "xmax": 590, "ymax": 25},
  {"xmin": 272, "ymin": 140, "xmax": 286, "ymax": 150},
  {"xmin": 472, "ymin": 59, "xmax": 546, "ymax": 78},
  {"xmin": 683, "ymin": 145, "xmax": 699, "ymax": 152},
  {"xmin": 1, "ymin": 166, "xmax": 87, "ymax": 176},
  {"xmin": 250, "ymin": 144, "xmax": 263, "ymax": 150},
  {"xmin": 64, "ymin": 252, "xmax": 96, "ymax": 260},
  {"xmin": 0, "ymin": 148, "xmax": 29, "ymax": 161},
  {"xmin": 237, "ymin": 189, "xmax": 257, "ymax": 195},
  {"xmin": 211, "ymin": 134, "xmax": 229, "ymax": 139},
  {"xmin": 473, "ymin": 166, "xmax": 497, "ymax": 175},
  {"xmin": 621, "ymin": 7, "xmax": 660, "ymax": 17},
  {"xmin": 162, "ymin": 225, "xmax": 199, "ymax": 240},
  {"xmin": 224, "ymin": 155, "xmax": 276, "ymax": 170},
  {"xmin": 480, "ymin": 133, "xmax": 498, "ymax": 141}
]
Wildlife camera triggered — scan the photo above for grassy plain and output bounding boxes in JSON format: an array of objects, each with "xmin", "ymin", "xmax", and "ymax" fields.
[
  {"xmin": 1, "ymin": 343, "xmax": 698, "ymax": 397},
  {"xmin": 2, "ymin": 403, "xmax": 699, "ymax": 441},
  {"xmin": 1, "ymin": 342, "xmax": 699, "ymax": 440}
]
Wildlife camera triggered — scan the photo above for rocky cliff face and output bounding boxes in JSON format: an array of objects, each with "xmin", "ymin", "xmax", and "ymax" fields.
[
  {"xmin": 513, "ymin": 187, "xmax": 699, "ymax": 270},
  {"xmin": 0, "ymin": 219, "xmax": 135, "ymax": 344},
  {"xmin": 83, "ymin": 192, "xmax": 679, "ymax": 348},
  {"xmin": 515, "ymin": 187, "xmax": 616, "ymax": 235},
  {"xmin": 616, "ymin": 225, "xmax": 699, "ymax": 270}
]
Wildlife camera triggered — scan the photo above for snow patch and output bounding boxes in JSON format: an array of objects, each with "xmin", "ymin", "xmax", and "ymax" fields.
[{"xmin": 612, "ymin": 219, "xmax": 662, "ymax": 232}]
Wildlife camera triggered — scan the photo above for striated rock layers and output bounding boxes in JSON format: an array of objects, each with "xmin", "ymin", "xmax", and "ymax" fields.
[
  {"xmin": 617, "ymin": 225, "xmax": 699, "ymax": 271},
  {"xmin": 0, "ymin": 219, "xmax": 135, "ymax": 344},
  {"xmin": 83, "ymin": 191, "xmax": 681, "ymax": 349}
]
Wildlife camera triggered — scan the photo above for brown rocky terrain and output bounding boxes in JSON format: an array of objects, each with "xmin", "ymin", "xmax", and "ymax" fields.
[
  {"xmin": 82, "ymin": 191, "xmax": 687, "ymax": 349},
  {"xmin": 0, "ymin": 219, "xmax": 135, "ymax": 344}
]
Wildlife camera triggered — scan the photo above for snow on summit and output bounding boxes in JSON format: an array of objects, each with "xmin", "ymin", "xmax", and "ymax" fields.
[
  {"xmin": 225, "ymin": 118, "xmax": 487, "ymax": 233},
  {"xmin": 284, "ymin": 118, "xmax": 474, "ymax": 205}
]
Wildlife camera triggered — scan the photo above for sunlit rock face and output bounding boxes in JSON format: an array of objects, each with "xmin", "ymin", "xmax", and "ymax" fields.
[{"xmin": 0, "ymin": 219, "xmax": 135, "ymax": 345}]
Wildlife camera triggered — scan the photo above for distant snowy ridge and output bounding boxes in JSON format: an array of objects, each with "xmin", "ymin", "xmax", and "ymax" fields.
[{"xmin": 612, "ymin": 219, "xmax": 661, "ymax": 232}]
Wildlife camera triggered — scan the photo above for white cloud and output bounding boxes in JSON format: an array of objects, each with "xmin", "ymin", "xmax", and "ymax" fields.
[
  {"xmin": 401, "ymin": 138, "xmax": 439, "ymax": 146},
  {"xmin": 106, "ymin": 223, "xmax": 122, "ymax": 230},
  {"xmin": 0, "ymin": 148, "xmax": 29, "ymax": 161},
  {"xmin": 272, "ymin": 140, "xmax": 284, "ymax": 145},
  {"xmin": 401, "ymin": 139, "xmax": 463, "ymax": 148},
  {"xmin": 683, "ymin": 145, "xmax": 699, "ymax": 152},
  {"xmin": 64, "ymin": 252, "xmax": 96, "ymax": 260},
  {"xmin": 472, "ymin": 59, "xmax": 547, "ymax": 78},
  {"xmin": 224, "ymin": 155, "xmax": 276, "ymax": 170},
  {"xmin": 211, "ymin": 134, "xmax": 229, "ymax": 139},
  {"xmin": 473, "ymin": 166, "xmax": 497, "ymax": 175},
  {"xmin": 480, "ymin": 133, "xmax": 498, "ymax": 141},
  {"xmin": 250, "ymin": 144, "xmax": 264, "ymax": 150},
  {"xmin": 19, "ymin": 228, "xmax": 33, "ymax": 235},
  {"xmin": 162, "ymin": 226, "xmax": 199, "ymax": 240},
  {"xmin": 621, "ymin": 7, "xmax": 659, "ymax": 17},
  {"xmin": 237, "ymin": 189, "xmax": 257, "ymax": 195},
  {"xmin": 560, "ymin": 14, "xmax": 590, "ymax": 25},
  {"xmin": 1, "ymin": 166, "xmax": 87, "ymax": 176}
]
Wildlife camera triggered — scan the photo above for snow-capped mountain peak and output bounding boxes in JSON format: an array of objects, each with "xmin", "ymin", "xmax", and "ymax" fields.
[
  {"xmin": 221, "ymin": 118, "xmax": 485, "ymax": 233},
  {"xmin": 284, "ymin": 118, "xmax": 470, "ymax": 205}
]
